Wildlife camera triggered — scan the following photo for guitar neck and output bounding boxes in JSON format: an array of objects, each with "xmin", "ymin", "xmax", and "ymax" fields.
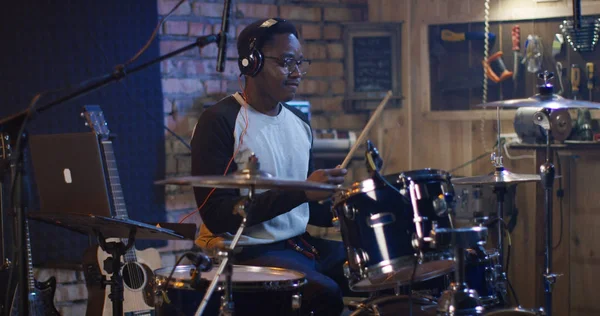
[
  {"xmin": 99, "ymin": 139, "xmax": 137, "ymax": 262},
  {"xmin": 25, "ymin": 220, "xmax": 36, "ymax": 292},
  {"xmin": 101, "ymin": 140, "xmax": 128, "ymax": 220}
]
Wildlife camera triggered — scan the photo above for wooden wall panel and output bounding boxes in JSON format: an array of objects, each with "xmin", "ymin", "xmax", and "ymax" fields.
[{"xmin": 367, "ymin": 1, "xmax": 600, "ymax": 315}]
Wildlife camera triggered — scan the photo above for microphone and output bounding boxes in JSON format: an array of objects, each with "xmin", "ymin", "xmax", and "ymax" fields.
[
  {"xmin": 185, "ymin": 252, "xmax": 213, "ymax": 272},
  {"xmin": 186, "ymin": 252, "xmax": 213, "ymax": 291},
  {"xmin": 216, "ymin": 0, "xmax": 233, "ymax": 72},
  {"xmin": 365, "ymin": 140, "xmax": 383, "ymax": 175}
]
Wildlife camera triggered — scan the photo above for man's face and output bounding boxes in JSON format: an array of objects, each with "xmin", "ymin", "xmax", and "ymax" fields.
[{"xmin": 255, "ymin": 33, "xmax": 304, "ymax": 103}]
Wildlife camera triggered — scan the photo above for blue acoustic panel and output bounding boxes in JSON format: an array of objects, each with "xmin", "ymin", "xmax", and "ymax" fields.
[{"xmin": 0, "ymin": 1, "xmax": 166, "ymax": 266}]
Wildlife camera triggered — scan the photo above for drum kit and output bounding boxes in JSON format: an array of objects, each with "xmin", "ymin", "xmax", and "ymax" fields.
[{"xmin": 26, "ymin": 71, "xmax": 600, "ymax": 316}]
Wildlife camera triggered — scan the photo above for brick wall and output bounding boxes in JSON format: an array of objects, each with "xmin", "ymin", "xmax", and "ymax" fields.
[{"xmin": 159, "ymin": 0, "xmax": 368, "ymax": 260}]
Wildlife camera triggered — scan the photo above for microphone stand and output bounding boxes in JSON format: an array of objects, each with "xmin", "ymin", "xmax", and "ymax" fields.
[{"xmin": 0, "ymin": 33, "xmax": 221, "ymax": 316}]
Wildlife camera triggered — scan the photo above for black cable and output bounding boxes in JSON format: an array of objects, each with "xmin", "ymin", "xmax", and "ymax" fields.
[
  {"xmin": 449, "ymin": 139, "xmax": 501, "ymax": 174},
  {"xmin": 553, "ymin": 151, "xmax": 563, "ymax": 250},
  {"xmin": 119, "ymin": 0, "xmax": 187, "ymax": 69},
  {"xmin": 505, "ymin": 244, "xmax": 519, "ymax": 307},
  {"xmin": 157, "ymin": 252, "xmax": 200, "ymax": 316},
  {"xmin": 161, "ymin": 251, "xmax": 196, "ymax": 296},
  {"xmin": 121, "ymin": 82, "xmax": 192, "ymax": 151}
]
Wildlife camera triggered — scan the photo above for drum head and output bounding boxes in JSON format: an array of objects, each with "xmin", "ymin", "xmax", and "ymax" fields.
[
  {"xmin": 390, "ymin": 169, "xmax": 451, "ymax": 183},
  {"xmin": 351, "ymin": 259, "xmax": 455, "ymax": 292},
  {"xmin": 350, "ymin": 295, "xmax": 437, "ymax": 316},
  {"xmin": 485, "ymin": 308, "xmax": 544, "ymax": 315},
  {"xmin": 155, "ymin": 265, "xmax": 307, "ymax": 291}
]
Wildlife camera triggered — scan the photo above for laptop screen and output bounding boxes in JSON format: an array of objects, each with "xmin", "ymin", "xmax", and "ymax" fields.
[{"xmin": 28, "ymin": 132, "xmax": 112, "ymax": 217}]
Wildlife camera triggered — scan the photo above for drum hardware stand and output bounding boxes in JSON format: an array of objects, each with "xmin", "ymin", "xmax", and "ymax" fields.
[
  {"xmin": 195, "ymin": 156, "xmax": 260, "ymax": 316},
  {"xmin": 95, "ymin": 229, "xmax": 136, "ymax": 316},
  {"xmin": 436, "ymin": 227, "xmax": 488, "ymax": 315},
  {"xmin": 195, "ymin": 196, "xmax": 250, "ymax": 316},
  {"xmin": 532, "ymin": 107, "xmax": 561, "ymax": 316}
]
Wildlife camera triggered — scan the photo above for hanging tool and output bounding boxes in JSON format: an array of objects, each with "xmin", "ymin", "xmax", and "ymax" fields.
[
  {"xmin": 511, "ymin": 25, "xmax": 521, "ymax": 81},
  {"xmin": 441, "ymin": 29, "xmax": 497, "ymax": 47},
  {"xmin": 555, "ymin": 62, "xmax": 565, "ymax": 95},
  {"xmin": 571, "ymin": 64, "xmax": 592, "ymax": 140},
  {"xmin": 586, "ymin": 62, "xmax": 594, "ymax": 101},
  {"xmin": 552, "ymin": 34, "xmax": 565, "ymax": 95},
  {"xmin": 552, "ymin": 34, "xmax": 564, "ymax": 58},
  {"xmin": 522, "ymin": 35, "xmax": 544, "ymax": 73},
  {"xmin": 483, "ymin": 51, "xmax": 513, "ymax": 83},
  {"xmin": 571, "ymin": 64, "xmax": 581, "ymax": 99}
]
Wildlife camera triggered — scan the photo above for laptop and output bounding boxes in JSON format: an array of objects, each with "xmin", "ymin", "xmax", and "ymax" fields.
[{"xmin": 28, "ymin": 132, "xmax": 112, "ymax": 217}]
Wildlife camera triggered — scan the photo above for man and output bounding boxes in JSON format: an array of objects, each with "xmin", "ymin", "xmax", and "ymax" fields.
[{"xmin": 191, "ymin": 18, "xmax": 348, "ymax": 315}]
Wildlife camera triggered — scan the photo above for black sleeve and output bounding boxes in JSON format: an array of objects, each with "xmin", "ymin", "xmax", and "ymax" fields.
[{"xmin": 191, "ymin": 102, "xmax": 309, "ymax": 235}]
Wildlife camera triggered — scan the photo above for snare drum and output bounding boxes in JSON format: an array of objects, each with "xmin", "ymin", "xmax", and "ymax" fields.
[
  {"xmin": 333, "ymin": 169, "xmax": 456, "ymax": 292},
  {"xmin": 154, "ymin": 265, "xmax": 306, "ymax": 316}
]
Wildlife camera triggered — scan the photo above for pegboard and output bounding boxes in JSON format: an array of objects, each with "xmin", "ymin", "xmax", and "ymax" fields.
[
  {"xmin": 0, "ymin": 1, "xmax": 167, "ymax": 266},
  {"xmin": 428, "ymin": 18, "xmax": 600, "ymax": 112}
]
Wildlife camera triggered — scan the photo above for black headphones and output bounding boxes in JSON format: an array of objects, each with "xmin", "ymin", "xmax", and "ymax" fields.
[{"xmin": 238, "ymin": 37, "xmax": 264, "ymax": 77}]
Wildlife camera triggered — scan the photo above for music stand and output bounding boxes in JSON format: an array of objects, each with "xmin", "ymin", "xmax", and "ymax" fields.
[{"xmin": 28, "ymin": 212, "xmax": 184, "ymax": 316}]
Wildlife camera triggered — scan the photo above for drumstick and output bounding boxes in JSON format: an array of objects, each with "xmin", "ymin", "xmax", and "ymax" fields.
[{"xmin": 340, "ymin": 90, "xmax": 393, "ymax": 169}]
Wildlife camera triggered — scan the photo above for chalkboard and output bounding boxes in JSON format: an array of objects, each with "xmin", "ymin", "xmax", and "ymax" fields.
[{"xmin": 353, "ymin": 36, "xmax": 393, "ymax": 92}]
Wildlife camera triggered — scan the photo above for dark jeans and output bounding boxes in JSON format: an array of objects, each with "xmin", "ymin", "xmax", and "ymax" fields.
[{"xmin": 233, "ymin": 233, "xmax": 348, "ymax": 316}]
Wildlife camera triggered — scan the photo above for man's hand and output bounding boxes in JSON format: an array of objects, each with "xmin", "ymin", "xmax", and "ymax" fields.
[{"xmin": 305, "ymin": 168, "xmax": 348, "ymax": 201}]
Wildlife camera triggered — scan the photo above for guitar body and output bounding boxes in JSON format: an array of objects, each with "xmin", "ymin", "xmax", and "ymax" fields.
[
  {"xmin": 10, "ymin": 277, "xmax": 60, "ymax": 316},
  {"xmin": 83, "ymin": 244, "xmax": 161, "ymax": 316}
]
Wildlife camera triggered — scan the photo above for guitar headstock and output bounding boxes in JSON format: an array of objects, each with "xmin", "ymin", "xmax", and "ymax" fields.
[
  {"xmin": 81, "ymin": 105, "xmax": 110, "ymax": 140},
  {"xmin": 0, "ymin": 133, "xmax": 10, "ymax": 162}
]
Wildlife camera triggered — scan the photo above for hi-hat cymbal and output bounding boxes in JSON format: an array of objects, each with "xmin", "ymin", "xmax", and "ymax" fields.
[
  {"xmin": 476, "ymin": 94, "xmax": 600, "ymax": 109},
  {"xmin": 155, "ymin": 173, "xmax": 343, "ymax": 191},
  {"xmin": 453, "ymin": 169, "xmax": 540, "ymax": 186}
]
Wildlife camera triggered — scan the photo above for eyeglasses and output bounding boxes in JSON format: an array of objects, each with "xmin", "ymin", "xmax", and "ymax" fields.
[{"xmin": 264, "ymin": 56, "xmax": 311, "ymax": 75}]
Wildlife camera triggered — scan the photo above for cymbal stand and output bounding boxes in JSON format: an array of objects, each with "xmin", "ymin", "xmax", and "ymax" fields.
[
  {"xmin": 491, "ymin": 184, "xmax": 509, "ymax": 305},
  {"xmin": 194, "ymin": 187, "xmax": 253, "ymax": 316},
  {"xmin": 490, "ymin": 98, "xmax": 509, "ymax": 303},
  {"xmin": 532, "ymin": 108, "xmax": 560, "ymax": 316}
]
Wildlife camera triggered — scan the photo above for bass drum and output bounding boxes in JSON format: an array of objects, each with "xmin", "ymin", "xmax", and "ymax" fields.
[{"xmin": 154, "ymin": 265, "xmax": 306, "ymax": 316}]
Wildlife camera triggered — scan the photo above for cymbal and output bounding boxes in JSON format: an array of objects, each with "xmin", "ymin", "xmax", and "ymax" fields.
[
  {"xmin": 155, "ymin": 173, "xmax": 343, "ymax": 191},
  {"xmin": 452, "ymin": 169, "xmax": 540, "ymax": 186},
  {"xmin": 476, "ymin": 94, "xmax": 600, "ymax": 109}
]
